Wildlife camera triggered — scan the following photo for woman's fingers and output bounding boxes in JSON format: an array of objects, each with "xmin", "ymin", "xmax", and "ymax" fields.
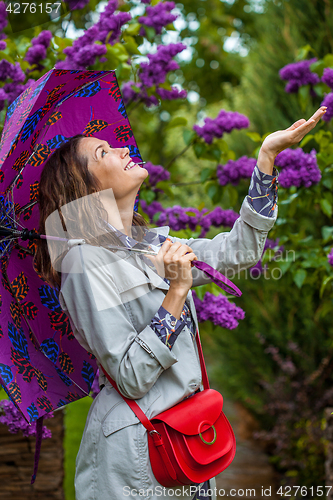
[{"xmin": 290, "ymin": 106, "xmax": 327, "ymax": 141}]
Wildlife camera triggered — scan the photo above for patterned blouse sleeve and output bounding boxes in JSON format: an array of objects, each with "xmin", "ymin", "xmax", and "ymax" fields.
[
  {"xmin": 150, "ymin": 305, "xmax": 186, "ymax": 350},
  {"xmin": 247, "ymin": 164, "xmax": 279, "ymax": 218}
]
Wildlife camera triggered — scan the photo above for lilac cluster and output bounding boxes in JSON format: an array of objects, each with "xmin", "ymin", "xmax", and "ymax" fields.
[
  {"xmin": 274, "ymin": 148, "xmax": 321, "ymax": 188},
  {"xmin": 193, "ymin": 110, "xmax": 250, "ymax": 144},
  {"xmin": 321, "ymin": 68, "xmax": 333, "ymax": 89},
  {"xmin": 217, "ymin": 156, "xmax": 257, "ymax": 186},
  {"xmin": 156, "ymin": 87, "xmax": 187, "ymax": 100},
  {"xmin": 139, "ymin": 1, "xmax": 178, "ymax": 36},
  {"xmin": 25, "ymin": 30, "xmax": 52, "ymax": 66},
  {"xmin": 192, "ymin": 290, "xmax": 245, "ymax": 330},
  {"xmin": 121, "ymin": 81, "xmax": 159, "ymax": 107},
  {"xmin": 144, "ymin": 162, "xmax": 170, "ymax": 186},
  {"xmin": 250, "ymin": 238, "xmax": 284, "ymax": 277},
  {"xmin": 67, "ymin": 0, "xmax": 90, "ymax": 10},
  {"xmin": 0, "ymin": 59, "xmax": 34, "ymax": 112},
  {"xmin": 57, "ymin": 0, "xmax": 131, "ymax": 70},
  {"xmin": 0, "ymin": 400, "xmax": 52, "ymax": 438},
  {"xmin": 139, "ymin": 43, "xmax": 186, "ymax": 88},
  {"xmin": 140, "ymin": 200, "xmax": 239, "ymax": 236},
  {"xmin": 122, "ymin": 43, "xmax": 186, "ymax": 107},
  {"xmin": 321, "ymin": 92, "xmax": 333, "ymax": 122},
  {"xmin": 279, "ymin": 58, "xmax": 320, "ymax": 93},
  {"xmin": 0, "ymin": 0, "xmax": 8, "ymax": 40},
  {"xmin": 328, "ymin": 248, "xmax": 333, "ymax": 267}
]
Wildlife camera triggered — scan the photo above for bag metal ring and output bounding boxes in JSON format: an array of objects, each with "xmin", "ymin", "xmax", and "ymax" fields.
[
  {"xmin": 198, "ymin": 421, "xmax": 217, "ymax": 446},
  {"xmin": 149, "ymin": 430, "xmax": 161, "ymax": 437}
]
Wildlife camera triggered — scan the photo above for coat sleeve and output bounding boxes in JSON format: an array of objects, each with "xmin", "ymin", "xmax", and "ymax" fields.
[
  {"xmin": 169, "ymin": 195, "xmax": 278, "ymax": 287},
  {"xmin": 58, "ymin": 244, "xmax": 179, "ymax": 400}
]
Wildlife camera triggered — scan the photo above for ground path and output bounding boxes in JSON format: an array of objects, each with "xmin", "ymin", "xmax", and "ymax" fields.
[{"xmin": 215, "ymin": 400, "xmax": 279, "ymax": 500}]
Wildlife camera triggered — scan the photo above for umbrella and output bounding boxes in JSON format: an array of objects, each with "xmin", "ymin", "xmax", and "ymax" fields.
[{"xmin": 0, "ymin": 68, "xmax": 144, "ymax": 429}]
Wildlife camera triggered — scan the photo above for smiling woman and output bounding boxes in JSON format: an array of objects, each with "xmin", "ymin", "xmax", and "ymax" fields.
[{"xmin": 33, "ymin": 107, "xmax": 326, "ymax": 500}]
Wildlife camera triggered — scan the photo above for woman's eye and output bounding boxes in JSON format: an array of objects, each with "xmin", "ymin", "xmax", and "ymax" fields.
[{"xmin": 101, "ymin": 149, "xmax": 107, "ymax": 157}]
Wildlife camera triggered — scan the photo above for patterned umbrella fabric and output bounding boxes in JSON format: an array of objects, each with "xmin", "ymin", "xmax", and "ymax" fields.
[{"xmin": 0, "ymin": 68, "xmax": 143, "ymax": 425}]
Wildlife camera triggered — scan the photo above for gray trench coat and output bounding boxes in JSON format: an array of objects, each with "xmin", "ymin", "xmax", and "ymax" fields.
[{"xmin": 59, "ymin": 197, "xmax": 277, "ymax": 500}]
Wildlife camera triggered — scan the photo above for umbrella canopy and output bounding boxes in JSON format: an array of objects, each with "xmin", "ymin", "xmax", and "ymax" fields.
[{"xmin": 0, "ymin": 68, "xmax": 143, "ymax": 424}]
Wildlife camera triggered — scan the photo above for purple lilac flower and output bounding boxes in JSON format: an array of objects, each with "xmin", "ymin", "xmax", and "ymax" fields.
[
  {"xmin": 274, "ymin": 148, "xmax": 321, "ymax": 188},
  {"xmin": 0, "ymin": 1, "xmax": 8, "ymax": 33},
  {"xmin": 140, "ymin": 200, "xmax": 239, "ymax": 235},
  {"xmin": 192, "ymin": 290, "xmax": 245, "ymax": 330},
  {"xmin": 321, "ymin": 67, "xmax": 333, "ymax": 89},
  {"xmin": 0, "ymin": 400, "xmax": 52, "ymax": 438},
  {"xmin": 193, "ymin": 110, "xmax": 250, "ymax": 144},
  {"xmin": 139, "ymin": 43, "xmax": 186, "ymax": 88},
  {"xmin": 56, "ymin": 0, "xmax": 130, "ymax": 70},
  {"xmin": 328, "ymin": 248, "xmax": 333, "ymax": 267},
  {"xmin": 139, "ymin": 1, "xmax": 178, "ymax": 35},
  {"xmin": 217, "ymin": 156, "xmax": 257, "ymax": 186},
  {"xmin": 156, "ymin": 87, "xmax": 187, "ymax": 100},
  {"xmin": 68, "ymin": 0, "xmax": 90, "ymax": 10},
  {"xmin": 321, "ymin": 92, "xmax": 333, "ymax": 122},
  {"xmin": 25, "ymin": 44, "xmax": 47, "ymax": 65},
  {"xmin": 279, "ymin": 58, "xmax": 320, "ymax": 93},
  {"xmin": 0, "ymin": 60, "xmax": 25, "ymax": 82},
  {"xmin": 145, "ymin": 162, "xmax": 170, "ymax": 186},
  {"xmin": 0, "ymin": 40, "xmax": 6, "ymax": 50}
]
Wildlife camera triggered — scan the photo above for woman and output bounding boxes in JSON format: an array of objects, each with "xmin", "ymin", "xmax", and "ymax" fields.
[{"xmin": 34, "ymin": 106, "xmax": 326, "ymax": 500}]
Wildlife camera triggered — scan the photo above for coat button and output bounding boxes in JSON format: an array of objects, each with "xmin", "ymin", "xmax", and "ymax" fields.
[{"xmin": 171, "ymin": 320, "xmax": 176, "ymax": 327}]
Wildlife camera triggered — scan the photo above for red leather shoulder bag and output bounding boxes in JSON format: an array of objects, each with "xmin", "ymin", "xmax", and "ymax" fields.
[{"xmin": 100, "ymin": 328, "xmax": 236, "ymax": 487}]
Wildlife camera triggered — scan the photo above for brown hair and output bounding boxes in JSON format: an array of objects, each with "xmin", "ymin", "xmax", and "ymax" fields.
[{"xmin": 33, "ymin": 134, "xmax": 148, "ymax": 290}]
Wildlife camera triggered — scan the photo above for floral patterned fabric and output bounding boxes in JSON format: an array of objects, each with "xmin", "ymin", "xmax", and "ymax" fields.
[{"xmin": 247, "ymin": 165, "xmax": 279, "ymax": 217}]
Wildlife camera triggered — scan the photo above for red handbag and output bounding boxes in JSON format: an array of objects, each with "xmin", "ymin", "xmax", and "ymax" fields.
[{"xmin": 100, "ymin": 329, "xmax": 236, "ymax": 487}]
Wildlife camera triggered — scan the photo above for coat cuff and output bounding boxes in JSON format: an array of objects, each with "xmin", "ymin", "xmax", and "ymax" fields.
[
  {"xmin": 137, "ymin": 326, "xmax": 179, "ymax": 370},
  {"xmin": 240, "ymin": 195, "xmax": 278, "ymax": 232}
]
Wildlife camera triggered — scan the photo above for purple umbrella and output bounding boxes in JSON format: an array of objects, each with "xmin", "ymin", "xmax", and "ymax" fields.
[{"xmin": 0, "ymin": 68, "xmax": 144, "ymax": 427}]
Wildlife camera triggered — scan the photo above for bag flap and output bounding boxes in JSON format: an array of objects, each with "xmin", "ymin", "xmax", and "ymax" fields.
[
  {"xmin": 183, "ymin": 412, "xmax": 235, "ymax": 464},
  {"xmin": 151, "ymin": 389, "xmax": 223, "ymax": 435}
]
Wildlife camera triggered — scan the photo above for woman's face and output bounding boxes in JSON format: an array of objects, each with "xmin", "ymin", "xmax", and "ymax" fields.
[{"xmin": 78, "ymin": 136, "xmax": 148, "ymax": 199}]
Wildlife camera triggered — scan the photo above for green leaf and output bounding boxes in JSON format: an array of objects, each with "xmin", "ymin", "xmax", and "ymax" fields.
[
  {"xmin": 154, "ymin": 181, "xmax": 174, "ymax": 199},
  {"xmin": 200, "ymin": 168, "xmax": 213, "ymax": 183},
  {"xmin": 278, "ymin": 259, "xmax": 293, "ymax": 275},
  {"xmin": 300, "ymin": 134, "xmax": 314, "ymax": 148},
  {"xmin": 125, "ymin": 22, "xmax": 141, "ymax": 36},
  {"xmin": 246, "ymin": 132, "xmax": 262, "ymax": 143},
  {"xmin": 140, "ymin": 190, "xmax": 155, "ymax": 204},
  {"xmin": 122, "ymin": 35, "xmax": 141, "ymax": 55},
  {"xmin": 152, "ymin": 211, "xmax": 162, "ymax": 222},
  {"xmin": 322, "ymin": 226, "xmax": 333, "ymax": 242},
  {"xmin": 298, "ymin": 84, "xmax": 310, "ymax": 113},
  {"xmin": 194, "ymin": 142, "xmax": 207, "ymax": 158},
  {"xmin": 320, "ymin": 276, "xmax": 333, "ymax": 298},
  {"xmin": 293, "ymin": 269, "xmax": 307, "ymax": 288},
  {"xmin": 323, "ymin": 54, "xmax": 333, "ymax": 68},
  {"xmin": 183, "ymin": 129, "xmax": 196, "ymax": 146},
  {"xmin": 165, "ymin": 116, "xmax": 188, "ymax": 129},
  {"xmin": 320, "ymin": 198, "xmax": 333, "ymax": 217},
  {"xmin": 296, "ymin": 44, "xmax": 314, "ymax": 61},
  {"xmin": 205, "ymin": 182, "xmax": 218, "ymax": 200},
  {"xmin": 185, "ymin": 210, "xmax": 198, "ymax": 217}
]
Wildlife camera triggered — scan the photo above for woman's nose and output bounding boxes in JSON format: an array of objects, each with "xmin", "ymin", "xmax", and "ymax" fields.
[{"xmin": 119, "ymin": 147, "xmax": 130, "ymax": 158}]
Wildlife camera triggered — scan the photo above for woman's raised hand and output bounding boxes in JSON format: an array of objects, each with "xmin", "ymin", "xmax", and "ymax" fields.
[
  {"xmin": 257, "ymin": 106, "xmax": 327, "ymax": 174},
  {"xmin": 147, "ymin": 239, "xmax": 198, "ymax": 293}
]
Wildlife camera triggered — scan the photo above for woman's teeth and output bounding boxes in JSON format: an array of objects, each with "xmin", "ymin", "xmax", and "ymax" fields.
[{"xmin": 124, "ymin": 161, "xmax": 136, "ymax": 171}]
